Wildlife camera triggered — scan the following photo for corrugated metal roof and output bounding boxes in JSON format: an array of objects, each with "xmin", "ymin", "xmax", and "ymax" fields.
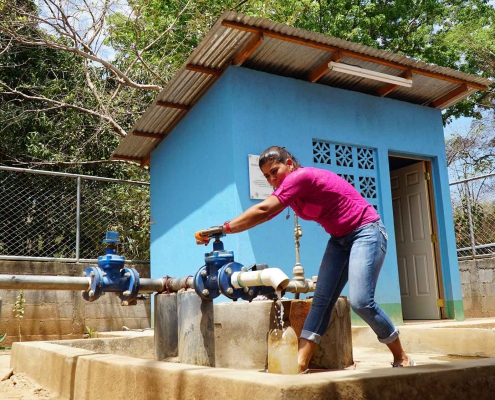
[{"xmin": 113, "ymin": 11, "xmax": 492, "ymax": 165}]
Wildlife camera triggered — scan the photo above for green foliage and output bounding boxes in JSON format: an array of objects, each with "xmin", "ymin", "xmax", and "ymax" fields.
[
  {"xmin": 13, "ymin": 290, "xmax": 25, "ymax": 342},
  {"xmin": 106, "ymin": 0, "xmax": 495, "ymax": 125},
  {"xmin": 79, "ymin": 179, "xmax": 150, "ymax": 259},
  {"xmin": 85, "ymin": 325, "xmax": 97, "ymax": 339},
  {"xmin": 447, "ymin": 121, "xmax": 495, "ymax": 254},
  {"xmin": 1, "ymin": 0, "xmax": 495, "ymax": 259},
  {"xmin": 13, "ymin": 291, "xmax": 25, "ymax": 319},
  {"xmin": 0, "ymin": 332, "xmax": 6, "ymax": 343},
  {"xmin": 2, "ymin": 0, "xmax": 494, "ymax": 168}
]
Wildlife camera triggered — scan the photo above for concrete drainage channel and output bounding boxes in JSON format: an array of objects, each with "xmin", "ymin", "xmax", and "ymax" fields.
[{"xmin": 8, "ymin": 317, "xmax": 495, "ymax": 400}]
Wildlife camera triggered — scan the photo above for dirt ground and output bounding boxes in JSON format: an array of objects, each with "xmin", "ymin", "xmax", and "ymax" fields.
[{"xmin": 0, "ymin": 351, "xmax": 60, "ymax": 400}]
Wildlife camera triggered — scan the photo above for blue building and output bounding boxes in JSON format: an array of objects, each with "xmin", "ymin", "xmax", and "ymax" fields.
[{"xmin": 113, "ymin": 12, "xmax": 491, "ymax": 325}]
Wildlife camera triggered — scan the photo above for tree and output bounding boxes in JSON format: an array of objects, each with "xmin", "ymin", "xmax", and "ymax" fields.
[
  {"xmin": 446, "ymin": 124, "xmax": 495, "ymax": 256},
  {"xmin": 2, "ymin": 1, "xmax": 493, "ymax": 173}
]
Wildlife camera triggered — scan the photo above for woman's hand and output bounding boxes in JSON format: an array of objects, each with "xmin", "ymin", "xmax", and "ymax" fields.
[
  {"xmin": 195, "ymin": 230, "xmax": 211, "ymax": 245},
  {"xmin": 194, "ymin": 226, "xmax": 224, "ymax": 245}
]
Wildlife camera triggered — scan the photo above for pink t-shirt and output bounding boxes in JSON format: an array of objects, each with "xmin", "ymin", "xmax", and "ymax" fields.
[{"xmin": 270, "ymin": 167, "xmax": 379, "ymax": 237}]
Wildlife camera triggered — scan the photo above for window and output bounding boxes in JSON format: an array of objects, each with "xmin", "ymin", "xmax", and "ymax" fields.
[{"xmin": 312, "ymin": 140, "xmax": 380, "ymax": 213}]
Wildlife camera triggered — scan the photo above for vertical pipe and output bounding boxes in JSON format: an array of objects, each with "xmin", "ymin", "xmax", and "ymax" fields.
[
  {"xmin": 294, "ymin": 215, "xmax": 301, "ymax": 267},
  {"xmin": 464, "ymin": 182, "xmax": 476, "ymax": 258},
  {"xmin": 76, "ymin": 177, "xmax": 81, "ymax": 261},
  {"xmin": 293, "ymin": 214, "xmax": 304, "ymax": 300}
]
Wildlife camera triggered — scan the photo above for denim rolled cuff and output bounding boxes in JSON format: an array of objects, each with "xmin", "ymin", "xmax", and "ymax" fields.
[
  {"xmin": 377, "ymin": 328, "xmax": 400, "ymax": 344},
  {"xmin": 300, "ymin": 329, "xmax": 322, "ymax": 345}
]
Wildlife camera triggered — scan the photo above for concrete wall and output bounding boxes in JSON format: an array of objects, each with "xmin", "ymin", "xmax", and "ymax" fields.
[
  {"xmin": 459, "ymin": 258, "xmax": 495, "ymax": 318},
  {"xmin": 150, "ymin": 66, "xmax": 462, "ymax": 323},
  {"xmin": 0, "ymin": 261, "xmax": 151, "ymax": 347}
]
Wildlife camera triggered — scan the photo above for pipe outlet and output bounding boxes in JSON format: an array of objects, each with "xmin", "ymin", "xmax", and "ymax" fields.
[{"xmin": 231, "ymin": 268, "xmax": 290, "ymax": 291}]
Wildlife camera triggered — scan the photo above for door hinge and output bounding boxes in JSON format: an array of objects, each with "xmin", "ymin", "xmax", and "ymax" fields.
[
  {"xmin": 437, "ymin": 298, "xmax": 445, "ymax": 307},
  {"xmin": 431, "ymin": 234, "xmax": 437, "ymax": 243},
  {"xmin": 425, "ymin": 172, "xmax": 431, "ymax": 181}
]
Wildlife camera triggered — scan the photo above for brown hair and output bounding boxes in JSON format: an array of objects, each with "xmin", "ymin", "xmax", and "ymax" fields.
[{"xmin": 258, "ymin": 146, "xmax": 301, "ymax": 169}]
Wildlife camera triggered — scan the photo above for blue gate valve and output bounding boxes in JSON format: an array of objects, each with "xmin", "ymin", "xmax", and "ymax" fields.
[
  {"xmin": 193, "ymin": 227, "xmax": 261, "ymax": 301},
  {"xmin": 82, "ymin": 231, "xmax": 140, "ymax": 303}
]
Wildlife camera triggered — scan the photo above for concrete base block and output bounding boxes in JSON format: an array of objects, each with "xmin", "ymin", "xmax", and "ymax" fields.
[
  {"xmin": 178, "ymin": 290, "xmax": 215, "ymax": 367},
  {"xmin": 154, "ymin": 293, "xmax": 178, "ymax": 361},
  {"xmin": 213, "ymin": 296, "xmax": 352, "ymax": 370},
  {"xmin": 12, "ymin": 339, "xmax": 495, "ymax": 400},
  {"xmin": 319, "ymin": 298, "xmax": 354, "ymax": 369},
  {"xmin": 214, "ymin": 301, "xmax": 273, "ymax": 369}
]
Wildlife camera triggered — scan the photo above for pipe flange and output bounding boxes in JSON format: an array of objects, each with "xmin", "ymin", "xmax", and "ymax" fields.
[
  {"xmin": 82, "ymin": 266, "xmax": 103, "ymax": 302},
  {"xmin": 218, "ymin": 262, "xmax": 257, "ymax": 301},
  {"xmin": 194, "ymin": 265, "xmax": 219, "ymax": 300},
  {"xmin": 119, "ymin": 268, "xmax": 140, "ymax": 302}
]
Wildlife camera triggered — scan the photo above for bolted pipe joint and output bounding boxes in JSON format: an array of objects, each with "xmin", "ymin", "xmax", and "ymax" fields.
[{"xmin": 218, "ymin": 262, "xmax": 258, "ymax": 301}]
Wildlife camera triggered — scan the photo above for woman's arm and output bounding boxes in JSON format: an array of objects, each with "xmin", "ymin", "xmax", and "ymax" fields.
[
  {"xmin": 227, "ymin": 195, "xmax": 285, "ymax": 233},
  {"xmin": 195, "ymin": 195, "xmax": 286, "ymax": 245}
]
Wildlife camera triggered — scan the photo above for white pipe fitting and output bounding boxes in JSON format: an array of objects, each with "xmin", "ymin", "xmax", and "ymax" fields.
[{"xmin": 231, "ymin": 268, "xmax": 290, "ymax": 291}]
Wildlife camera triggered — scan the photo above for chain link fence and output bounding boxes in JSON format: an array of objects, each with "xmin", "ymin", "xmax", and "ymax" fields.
[
  {"xmin": 0, "ymin": 166, "xmax": 150, "ymax": 262},
  {"xmin": 450, "ymin": 172, "xmax": 495, "ymax": 260}
]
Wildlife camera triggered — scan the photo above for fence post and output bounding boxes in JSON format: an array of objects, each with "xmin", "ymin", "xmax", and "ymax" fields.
[
  {"xmin": 464, "ymin": 181, "xmax": 476, "ymax": 258},
  {"xmin": 76, "ymin": 177, "xmax": 81, "ymax": 261}
]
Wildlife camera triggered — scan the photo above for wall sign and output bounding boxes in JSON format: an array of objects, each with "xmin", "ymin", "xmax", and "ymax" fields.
[{"xmin": 248, "ymin": 154, "xmax": 273, "ymax": 200}]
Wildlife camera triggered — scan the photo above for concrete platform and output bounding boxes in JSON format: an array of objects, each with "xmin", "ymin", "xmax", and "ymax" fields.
[
  {"xmin": 7, "ymin": 319, "xmax": 495, "ymax": 400},
  {"xmin": 353, "ymin": 317, "xmax": 495, "ymax": 357}
]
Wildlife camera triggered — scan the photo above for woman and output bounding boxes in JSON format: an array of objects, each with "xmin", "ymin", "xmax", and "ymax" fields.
[{"xmin": 195, "ymin": 145, "xmax": 414, "ymax": 372}]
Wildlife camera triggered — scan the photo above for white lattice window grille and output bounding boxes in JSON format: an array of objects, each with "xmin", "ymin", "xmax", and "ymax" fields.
[{"xmin": 312, "ymin": 140, "xmax": 380, "ymax": 214}]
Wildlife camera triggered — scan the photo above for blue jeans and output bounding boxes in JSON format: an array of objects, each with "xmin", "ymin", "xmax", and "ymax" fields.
[{"xmin": 300, "ymin": 219, "xmax": 400, "ymax": 345}]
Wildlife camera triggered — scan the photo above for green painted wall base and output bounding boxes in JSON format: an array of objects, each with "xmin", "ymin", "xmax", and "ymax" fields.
[
  {"xmin": 445, "ymin": 300, "xmax": 465, "ymax": 321},
  {"xmin": 350, "ymin": 300, "xmax": 465, "ymax": 327},
  {"xmin": 351, "ymin": 303, "xmax": 404, "ymax": 327}
]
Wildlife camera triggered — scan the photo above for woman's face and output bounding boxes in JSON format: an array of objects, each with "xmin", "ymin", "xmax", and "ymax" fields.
[{"xmin": 261, "ymin": 159, "xmax": 294, "ymax": 189}]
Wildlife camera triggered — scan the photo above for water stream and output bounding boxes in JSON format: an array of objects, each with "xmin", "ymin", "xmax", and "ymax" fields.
[{"xmin": 267, "ymin": 291, "xmax": 298, "ymax": 374}]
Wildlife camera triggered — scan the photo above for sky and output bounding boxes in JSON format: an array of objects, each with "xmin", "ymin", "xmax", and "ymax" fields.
[{"xmin": 444, "ymin": 116, "xmax": 473, "ymax": 138}]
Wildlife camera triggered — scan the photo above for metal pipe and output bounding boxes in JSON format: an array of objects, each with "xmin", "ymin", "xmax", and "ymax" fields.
[
  {"xmin": 76, "ymin": 176, "xmax": 81, "ymax": 261},
  {"xmin": 139, "ymin": 277, "xmax": 194, "ymax": 293},
  {"xmin": 0, "ymin": 275, "xmax": 91, "ymax": 291},
  {"xmin": 0, "ymin": 256, "xmax": 149, "ymax": 264},
  {"xmin": 450, "ymin": 171, "xmax": 495, "ymax": 185},
  {"xmin": 0, "ymin": 273, "xmax": 312, "ymax": 296},
  {"xmin": 464, "ymin": 181, "xmax": 477, "ymax": 258},
  {"xmin": 0, "ymin": 165, "xmax": 149, "ymax": 186},
  {"xmin": 292, "ymin": 214, "xmax": 305, "ymax": 299},
  {"xmin": 285, "ymin": 278, "xmax": 315, "ymax": 294},
  {"xmin": 0, "ymin": 275, "xmax": 194, "ymax": 294}
]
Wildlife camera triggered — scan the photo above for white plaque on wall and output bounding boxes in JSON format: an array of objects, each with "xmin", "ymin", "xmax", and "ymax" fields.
[{"xmin": 248, "ymin": 154, "xmax": 273, "ymax": 200}]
